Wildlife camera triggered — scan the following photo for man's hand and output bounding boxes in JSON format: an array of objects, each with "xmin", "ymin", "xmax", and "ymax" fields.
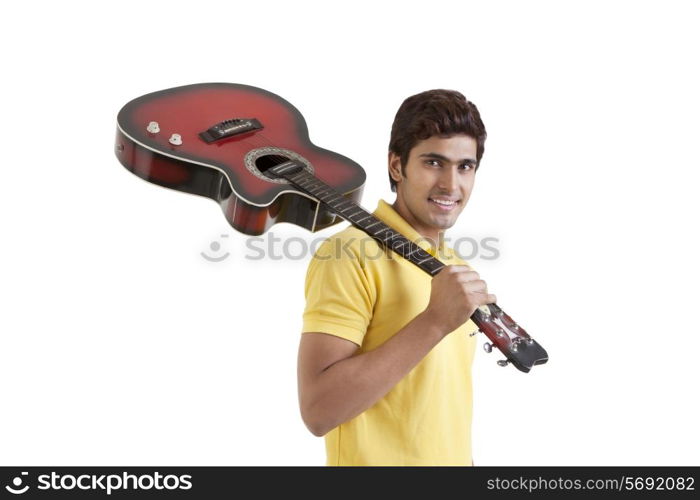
[{"xmin": 424, "ymin": 265, "xmax": 497, "ymax": 336}]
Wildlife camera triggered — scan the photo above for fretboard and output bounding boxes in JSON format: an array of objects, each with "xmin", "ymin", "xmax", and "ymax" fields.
[{"xmin": 269, "ymin": 161, "xmax": 446, "ymax": 276}]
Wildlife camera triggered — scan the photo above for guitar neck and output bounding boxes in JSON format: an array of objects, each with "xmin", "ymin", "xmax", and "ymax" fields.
[{"xmin": 271, "ymin": 162, "xmax": 447, "ymax": 276}]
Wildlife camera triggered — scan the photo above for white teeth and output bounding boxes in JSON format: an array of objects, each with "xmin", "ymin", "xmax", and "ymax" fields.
[{"xmin": 430, "ymin": 198, "xmax": 456, "ymax": 206}]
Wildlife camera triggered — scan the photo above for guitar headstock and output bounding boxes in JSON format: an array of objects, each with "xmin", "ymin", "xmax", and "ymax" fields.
[{"xmin": 471, "ymin": 304, "xmax": 548, "ymax": 373}]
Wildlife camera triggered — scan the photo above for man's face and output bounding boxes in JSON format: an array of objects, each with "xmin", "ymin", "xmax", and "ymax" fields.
[{"xmin": 389, "ymin": 134, "xmax": 478, "ymax": 242}]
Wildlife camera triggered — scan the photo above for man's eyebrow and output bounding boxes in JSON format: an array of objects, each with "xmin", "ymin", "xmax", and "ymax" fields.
[{"xmin": 418, "ymin": 152, "xmax": 477, "ymax": 163}]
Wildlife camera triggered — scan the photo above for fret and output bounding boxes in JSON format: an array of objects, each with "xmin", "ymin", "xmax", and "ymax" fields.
[
  {"xmin": 338, "ymin": 207, "xmax": 357, "ymax": 218},
  {"xmin": 299, "ymin": 179, "xmax": 318, "ymax": 190},
  {"xmin": 333, "ymin": 200, "xmax": 351, "ymax": 209},
  {"xmin": 391, "ymin": 242, "xmax": 408, "ymax": 255},
  {"xmin": 291, "ymin": 168, "xmax": 311, "ymax": 179},
  {"xmin": 315, "ymin": 187, "xmax": 333, "ymax": 199},
  {"xmin": 306, "ymin": 182, "xmax": 323, "ymax": 193},
  {"xmin": 297, "ymin": 178, "xmax": 316, "ymax": 191},
  {"xmin": 382, "ymin": 230, "xmax": 396, "ymax": 243},
  {"xmin": 408, "ymin": 245, "xmax": 425, "ymax": 259},
  {"xmin": 416, "ymin": 255, "xmax": 435, "ymax": 265},
  {"xmin": 367, "ymin": 228, "xmax": 388, "ymax": 242},
  {"xmin": 333, "ymin": 202, "xmax": 353, "ymax": 213},
  {"xmin": 395, "ymin": 240, "xmax": 411, "ymax": 253},
  {"xmin": 362, "ymin": 214, "xmax": 377, "ymax": 223},
  {"xmin": 395, "ymin": 245, "xmax": 414, "ymax": 259},
  {"xmin": 353, "ymin": 214, "xmax": 374, "ymax": 225},
  {"xmin": 309, "ymin": 186, "xmax": 323, "ymax": 201},
  {"xmin": 305, "ymin": 178, "xmax": 323, "ymax": 191},
  {"xmin": 355, "ymin": 221, "xmax": 375, "ymax": 233},
  {"xmin": 353, "ymin": 216, "xmax": 372, "ymax": 227},
  {"xmin": 377, "ymin": 232, "xmax": 396, "ymax": 246},
  {"xmin": 304, "ymin": 181, "xmax": 321, "ymax": 190},
  {"xmin": 347, "ymin": 210, "xmax": 365, "ymax": 219},
  {"xmin": 389, "ymin": 237, "xmax": 411, "ymax": 249},
  {"xmin": 295, "ymin": 174, "xmax": 318, "ymax": 188},
  {"xmin": 409, "ymin": 248, "xmax": 428, "ymax": 260},
  {"xmin": 357, "ymin": 214, "xmax": 377, "ymax": 225},
  {"xmin": 401, "ymin": 240, "xmax": 415, "ymax": 252},
  {"xmin": 421, "ymin": 259, "xmax": 446, "ymax": 276},
  {"xmin": 294, "ymin": 176, "xmax": 314, "ymax": 188},
  {"xmin": 339, "ymin": 205, "xmax": 358, "ymax": 216},
  {"xmin": 406, "ymin": 244, "xmax": 422, "ymax": 256},
  {"xmin": 402, "ymin": 241, "xmax": 423, "ymax": 263},
  {"xmin": 290, "ymin": 171, "xmax": 312, "ymax": 184},
  {"xmin": 349, "ymin": 214, "xmax": 368, "ymax": 225},
  {"xmin": 318, "ymin": 193, "xmax": 337, "ymax": 205},
  {"xmin": 411, "ymin": 247, "xmax": 430, "ymax": 259}
]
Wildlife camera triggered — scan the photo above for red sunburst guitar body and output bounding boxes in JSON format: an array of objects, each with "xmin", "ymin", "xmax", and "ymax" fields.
[{"xmin": 115, "ymin": 82, "xmax": 364, "ymax": 235}]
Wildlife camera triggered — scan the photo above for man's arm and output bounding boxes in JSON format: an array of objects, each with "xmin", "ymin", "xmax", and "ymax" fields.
[
  {"xmin": 298, "ymin": 310, "xmax": 445, "ymax": 436},
  {"xmin": 297, "ymin": 265, "xmax": 496, "ymax": 437}
]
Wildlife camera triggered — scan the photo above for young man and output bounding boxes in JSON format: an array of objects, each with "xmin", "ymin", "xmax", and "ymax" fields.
[{"xmin": 297, "ymin": 89, "xmax": 495, "ymax": 466}]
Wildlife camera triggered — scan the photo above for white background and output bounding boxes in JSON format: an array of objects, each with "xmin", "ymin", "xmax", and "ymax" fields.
[{"xmin": 1, "ymin": 0, "xmax": 698, "ymax": 466}]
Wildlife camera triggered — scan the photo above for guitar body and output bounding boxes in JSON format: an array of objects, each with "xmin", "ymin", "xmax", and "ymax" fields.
[{"xmin": 115, "ymin": 83, "xmax": 365, "ymax": 235}]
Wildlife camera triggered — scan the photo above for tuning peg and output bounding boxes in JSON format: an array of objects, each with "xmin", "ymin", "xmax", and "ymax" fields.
[
  {"xmin": 146, "ymin": 121, "xmax": 160, "ymax": 134},
  {"xmin": 497, "ymin": 359, "xmax": 511, "ymax": 367},
  {"xmin": 483, "ymin": 342, "xmax": 493, "ymax": 353}
]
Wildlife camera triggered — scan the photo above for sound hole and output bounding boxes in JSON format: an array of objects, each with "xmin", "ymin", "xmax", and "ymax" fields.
[
  {"xmin": 254, "ymin": 154, "xmax": 289, "ymax": 180},
  {"xmin": 244, "ymin": 147, "xmax": 313, "ymax": 185}
]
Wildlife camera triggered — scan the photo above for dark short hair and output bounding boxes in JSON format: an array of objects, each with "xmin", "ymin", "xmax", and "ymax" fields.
[{"xmin": 388, "ymin": 89, "xmax": 487, "ymax": 192}]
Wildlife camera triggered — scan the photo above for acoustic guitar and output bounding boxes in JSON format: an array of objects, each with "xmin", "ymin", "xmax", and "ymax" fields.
[{"xmin": 114, "ymin": 82, "xmax": 548, "ymax": 373}]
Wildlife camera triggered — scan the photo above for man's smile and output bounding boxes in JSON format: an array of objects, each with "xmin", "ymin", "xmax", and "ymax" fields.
[{"xmin": 428, "ymin": 197, "xmax": 461, "ymax": 212}]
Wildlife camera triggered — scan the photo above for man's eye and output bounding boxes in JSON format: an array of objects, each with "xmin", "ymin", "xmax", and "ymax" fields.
[
  {"xmin": 460, "ymin": 163, "xmax": 474, "ymax": 170},
  {"xmin": 426, "ymin": 160, "xmax": 440, "ymax": 166}
]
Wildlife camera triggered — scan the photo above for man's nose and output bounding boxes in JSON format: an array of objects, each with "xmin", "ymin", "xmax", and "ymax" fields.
[{"xmin": 438, "ymin": 166, "xmax": 459, "ymax": 192}]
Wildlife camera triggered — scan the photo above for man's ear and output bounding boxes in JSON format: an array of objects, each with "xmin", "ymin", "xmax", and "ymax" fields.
[{"xmin": 388, "ymin": 152, "xmax": 404, "ymax": 184}]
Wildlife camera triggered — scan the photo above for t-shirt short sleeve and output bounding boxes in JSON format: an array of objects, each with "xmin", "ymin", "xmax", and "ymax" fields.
[{"xmin": 301, "ymin": 236, "xmax": 376, "ymax": 346}]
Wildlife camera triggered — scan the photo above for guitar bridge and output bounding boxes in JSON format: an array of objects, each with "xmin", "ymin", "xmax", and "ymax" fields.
[{"xmin": 199, "ymin": 118, "xmax": 263, "ymax": 143}]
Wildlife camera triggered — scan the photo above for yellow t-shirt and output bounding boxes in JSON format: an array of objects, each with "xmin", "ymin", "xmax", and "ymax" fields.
[{"xmin": 302, "ymin": 199, "xmax": 478, "ymax": 466}]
